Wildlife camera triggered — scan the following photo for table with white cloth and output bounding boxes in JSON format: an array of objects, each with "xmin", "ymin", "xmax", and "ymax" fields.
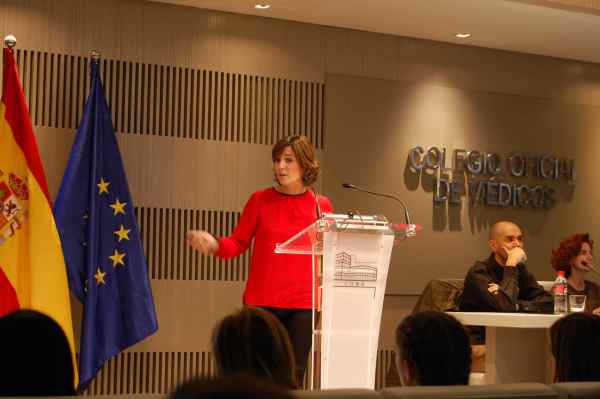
[{"xmin": 447, "ymin": 312, "xmax": 563, "ymax": 384}]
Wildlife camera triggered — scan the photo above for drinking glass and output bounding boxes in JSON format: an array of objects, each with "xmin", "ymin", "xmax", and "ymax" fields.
[{"xmin": 569, "ymin": 294, "xmax": 586, "ymax": 312}]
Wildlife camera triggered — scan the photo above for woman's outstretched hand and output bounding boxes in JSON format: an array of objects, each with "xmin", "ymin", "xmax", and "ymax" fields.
[{"xmin": 187, "ymin": 230, "xmax": 219, "ymax": 255}]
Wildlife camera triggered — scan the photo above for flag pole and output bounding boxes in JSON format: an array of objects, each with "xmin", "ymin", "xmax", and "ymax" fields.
[{"xmin": 3, "ymin": 34, "xmax": 16, "ymax": 49}]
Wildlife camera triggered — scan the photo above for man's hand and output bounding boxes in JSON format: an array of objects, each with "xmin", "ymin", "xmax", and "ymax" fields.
[
  {"xmin": 488, "ymin": 283, "xmax": 500, "ymax": 295},
  {"xmin": 505, "ymin": 247, "xmax": 526, "ymax": 267},
  {"xmin": 593, "ymin": 307, "xmax": 600, "ymax": 315}
]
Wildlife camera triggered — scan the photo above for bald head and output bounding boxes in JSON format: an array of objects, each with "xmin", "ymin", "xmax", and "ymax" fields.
[
  {"xmin": 488, "ymin": 221, "xmax": 524, "ymax": 264},
  {"xmin": 489, "ymin": 221, "xmax": 521, "ymax": 241}
]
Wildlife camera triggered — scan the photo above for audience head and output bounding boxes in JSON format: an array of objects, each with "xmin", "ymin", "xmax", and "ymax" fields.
[
  {"xmin": 171, "ymin": 376, "xmax": 295, "ymax": 399},
  {"xmin": 488, "ymin": 221, "xmax": 524, "ymax": 263},
  {"xmin": 0, "ymin": 309, "xmax": 75, "ymax": 396},
  {"xmin": 272, "ymin": 135, "xmax": 320, "ymax": 187},
  {"xmin": 551, "ymin": 233, "xmax": 593, "ymax": 278},
  {"xmin": 395, "ymin": 311, "xmax": 471, "ymax": 386},
  {"xmin": 212, "ymin": 307, "xmax": 297, "ymax": 389},
  {"xmin": 551, "ymin": 312, "xmax": 600, "ymax": 382}
]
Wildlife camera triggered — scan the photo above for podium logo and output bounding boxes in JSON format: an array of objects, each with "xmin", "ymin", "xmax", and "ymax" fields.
[{"xmin": 334, "ymin": 252, "xmax": 377, "ymax": 282}]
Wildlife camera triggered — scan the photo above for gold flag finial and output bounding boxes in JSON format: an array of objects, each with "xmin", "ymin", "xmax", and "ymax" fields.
[
  {"xmin": 3, "ymin": 35, "xmax": 17, "ymax": 49},
  {"xmin": 90, "ymin": 50, "xmax": 100, "ymax": 61}
]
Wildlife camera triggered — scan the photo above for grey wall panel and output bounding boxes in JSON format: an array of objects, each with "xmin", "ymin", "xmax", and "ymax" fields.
[
  {"xmin": 322, "ymin": 27, "xmax": 600, "ymax": 107},
  {"xmin": 324, "ymin": 73, "xmax": 600, "ymax": 294},
  {"xmin": 0, "ymin": 0, "xmax": 325, "ymax": 82}
]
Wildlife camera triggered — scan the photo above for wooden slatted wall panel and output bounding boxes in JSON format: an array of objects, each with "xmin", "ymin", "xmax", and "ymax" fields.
[
  {"xmin": 134, "ymin": 207, "xmax": 249, "ymax": 281},
  {"xmin": 84, "ymin": 348, "xmax": 396, "ymax": 394},
  {"xmin": 84, "ymin": 352, "xmax": 214, "ymax": 395},
  {"xmin": 14, "ymin": 49, "xmax": 325, "ymax": 148},
  {"xmin": 376, "ymin": 349, "xmax": 397, "ymax": 389}
]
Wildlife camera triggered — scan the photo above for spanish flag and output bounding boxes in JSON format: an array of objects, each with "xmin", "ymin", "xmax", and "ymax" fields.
[{"xmin": 0, "ymin": 46, "xmax": 77, "ymax": 385}]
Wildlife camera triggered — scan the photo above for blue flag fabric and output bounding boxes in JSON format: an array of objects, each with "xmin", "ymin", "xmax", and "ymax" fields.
[{"xmin": 53, "ymin": 59, "xmax": 158, "ymax": 391}]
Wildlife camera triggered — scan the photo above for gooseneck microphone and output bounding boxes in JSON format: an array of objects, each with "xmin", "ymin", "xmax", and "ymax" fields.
[
  {"xmin": 311, "ymin": 187, "xmax": 323, "ymax": 221},
  {"xmin": 582, "ymin": 261, "xmax": 599, "ymax": 275},
  {"xmin": 342, "ymin": 182, "xmax": 412, "ymax": 225}
]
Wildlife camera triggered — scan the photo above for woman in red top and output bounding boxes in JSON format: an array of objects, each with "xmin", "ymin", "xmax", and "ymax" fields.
[{"xmin": 187, "ymin": 135, "xmax": 332, "ymax": 384}]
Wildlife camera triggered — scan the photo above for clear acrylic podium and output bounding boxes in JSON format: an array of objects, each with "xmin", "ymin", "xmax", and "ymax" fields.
[{"xmin": 275, "ymin": 213, "xmax": 416, "ymax": 390}]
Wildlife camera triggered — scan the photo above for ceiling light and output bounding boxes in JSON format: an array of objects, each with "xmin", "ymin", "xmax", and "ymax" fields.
[
  {"xmin": 255, "ymin": 4, "xmax": 271, "ymax": 9},
  {"xmin": 455, "ymin": 33, "xmax": 471, "ymax": 39}
]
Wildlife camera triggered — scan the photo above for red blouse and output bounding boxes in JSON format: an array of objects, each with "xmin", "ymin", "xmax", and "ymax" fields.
[{"xmin": 216, "ymin": 188, "xmax": 333, "ymax": 309}]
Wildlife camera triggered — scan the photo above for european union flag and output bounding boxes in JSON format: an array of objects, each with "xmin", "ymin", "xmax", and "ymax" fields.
[{"xmin": 53, "ymin": 58, "xmax": 158, "ymax": 391}]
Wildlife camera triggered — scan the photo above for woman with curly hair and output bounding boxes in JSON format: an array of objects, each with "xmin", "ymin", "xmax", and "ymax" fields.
[{"xmin": 551, "ymin": 233, "xmax": 600, "ymax": 314}]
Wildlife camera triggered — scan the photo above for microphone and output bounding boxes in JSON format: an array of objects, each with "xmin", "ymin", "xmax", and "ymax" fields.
[
  {"xmin": 311, "ymin": 187, "xmax": 323, "ymax": 221},
  {"xmin": 342, "ymin": 182, "xmax": 412, "ymax": 225},
  {"xmin": 582, "ymin": 261, "xmax": 598, "ymax": 275}
]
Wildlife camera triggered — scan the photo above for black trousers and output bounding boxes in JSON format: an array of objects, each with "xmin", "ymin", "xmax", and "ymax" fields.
[{"xmin": 260, "ymin": 306, "xmax": 313, "ymax": 385}]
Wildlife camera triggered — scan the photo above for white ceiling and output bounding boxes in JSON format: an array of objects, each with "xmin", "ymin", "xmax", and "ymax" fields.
[{"xmin": 150, "ymin": 0, "xmax": 600, "ymax": 64}]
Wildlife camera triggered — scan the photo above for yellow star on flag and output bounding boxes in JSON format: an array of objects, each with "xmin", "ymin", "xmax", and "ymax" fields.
[
  {"xmin": 114, "ymin": 224, "xmax": 131, "ymax": 242},
  {"xmin": 108, "ymin": 249, "xmax": 126, "ymax": 267},
  {"xmin": 97, "ymin": 178, "xmax": 110, "ymax": 195},
  {"xmin": 94, "ymin": 267, "xmax": 106, "ymax": 285},
  {"xmin": 110, "ymin": 198, "xmax": 127, "ymax": 215}
]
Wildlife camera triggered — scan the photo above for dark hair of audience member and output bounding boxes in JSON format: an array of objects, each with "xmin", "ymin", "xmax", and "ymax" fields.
[
  {"xmin": 212, "ymin": 307, "xmax": 297, "ymax": 389},
  {"xmin": 551, "ymin": 312, "xmax": 600, "ymax": 382},
  {"xmin": 551, "ymin": 233, "xmax": 593, "ymax": 278},
  {"xmin": 395, "ymin": 311, "xmax": 471, "ymax": 386},
  {"xmin": 171, "ymin": 376, "xmax": 294, "ymax": 399},
  {"xmin": 0, "ymin": 309, "xmax": 75, "ymax": 396}
]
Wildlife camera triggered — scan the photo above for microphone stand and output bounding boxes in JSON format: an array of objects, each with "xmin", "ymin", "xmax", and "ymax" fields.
[{"xmin": 341, "ymin": 182, "xmax": 416, "ymax": 237}]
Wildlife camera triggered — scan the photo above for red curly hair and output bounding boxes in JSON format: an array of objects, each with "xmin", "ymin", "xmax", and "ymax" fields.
[{"xmin": 551, "ymin": 233, "xmax": 593, "ymax": 278}]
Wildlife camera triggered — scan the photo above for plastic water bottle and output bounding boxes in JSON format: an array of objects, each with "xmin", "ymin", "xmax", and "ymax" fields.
[{"xmin": 553, "ymin": 271, "xmax": 568, "ymax": 314}]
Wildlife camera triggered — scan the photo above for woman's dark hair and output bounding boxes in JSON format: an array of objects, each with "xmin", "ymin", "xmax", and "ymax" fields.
[
  {"xmin": 212, "ymin": 307, "xmax": 297, "ymax": 389},
  {"xmin": 395, "ymin": 311, "xmax": 471, "ymax": 386},
  {"xmin": 551, "ymin": 312, "xmax": 600, "ymax": 382},
  {"xmin": 272, "ymin": 135, "xmax": 320, "ymax": 186},
  {"xmin": 0, "ymin": 309, "xmax": 75, "ymax": 396},
  {"xmin": 171, "ymin": 376, "xmax": 295, "ymax": 399},
  {"xmin": 551, "ymin": 233, "xmax": 593, "ymax": 278}
]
